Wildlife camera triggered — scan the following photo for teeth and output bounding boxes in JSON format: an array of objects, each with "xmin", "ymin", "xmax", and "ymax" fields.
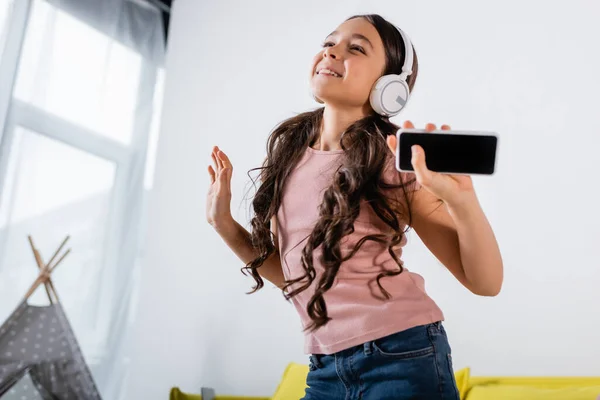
[{"xmin": 319, "ymin": 68, "xmax": 341, "ymax": 77}]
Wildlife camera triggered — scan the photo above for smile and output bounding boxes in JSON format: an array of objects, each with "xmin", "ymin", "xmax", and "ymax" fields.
[{"xmin": 316, "ymin": 68, "xmax": 342, "ymax": 78}]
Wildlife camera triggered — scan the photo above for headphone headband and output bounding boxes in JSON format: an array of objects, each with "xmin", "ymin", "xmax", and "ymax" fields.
[{"xmin": 397, "ymin": 27, "xmax": 413, "ymax": 81}]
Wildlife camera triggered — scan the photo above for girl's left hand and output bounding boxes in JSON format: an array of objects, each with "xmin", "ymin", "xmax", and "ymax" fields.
[{"xmin": 386, "ymin": 120, "xmax": 475, "ymax": 205}]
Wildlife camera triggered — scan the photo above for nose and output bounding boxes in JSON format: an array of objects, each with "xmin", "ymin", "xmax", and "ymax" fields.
[{"xmin": 323, "ymin": 46, "xmax": 338, "ymax": 60}]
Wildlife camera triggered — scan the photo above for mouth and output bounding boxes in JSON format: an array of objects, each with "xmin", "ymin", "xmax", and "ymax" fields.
[{"xmin": 316, "ymin": 67, "xmax": 343, "ymax": 78}]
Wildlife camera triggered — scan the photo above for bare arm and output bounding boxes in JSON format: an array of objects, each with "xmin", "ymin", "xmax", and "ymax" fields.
[
  {"xmin": 410, "ymin": 185, "xmax": 503, "ymax": 296},
  {"xmin": 214, "ymin": 215, "xmax": 286, "ymax": 289},
  {"xmin": 386, "ymin": 122, "xmax": 503, "ymax": 297},
  {"xmin": 208, "ymin": 148, "xmax": 285, "ymax": 289}
]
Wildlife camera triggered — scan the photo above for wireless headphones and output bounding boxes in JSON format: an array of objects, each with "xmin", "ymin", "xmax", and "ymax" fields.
[
  {"xmin": 313, "ymin": 26, "xmax": 415, "ymax": 118},
  {"xmin": 369, "ymin": 27, "xmax": 414, "ymax": 117}
]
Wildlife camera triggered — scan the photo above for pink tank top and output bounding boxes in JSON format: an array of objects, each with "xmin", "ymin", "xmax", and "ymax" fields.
[{"xmin": 276, "ymin": 146, "xmax": 444, "ymax": 355}]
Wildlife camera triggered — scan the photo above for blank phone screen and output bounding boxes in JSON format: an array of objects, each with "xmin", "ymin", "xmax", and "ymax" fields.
[{"xmin": 398, "ymin": 132, "xmax": 497, "ymax": 175}]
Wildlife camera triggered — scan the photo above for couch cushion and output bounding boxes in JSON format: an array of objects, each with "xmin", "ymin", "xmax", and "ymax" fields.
[
  {"xmin": 454, "ymin": 368, "xmax": 470, "ymax": 400},
  {"xmin": 271, "ymin": 363, "xmax": 309, "ymax": 400},
  {"xmin": 170, "ymin": 388, "xmax": 201, "ymax": 400},
  {"xmin": 169, "ymin": 387, "xmax": 270, "ymax": 400},
  {"xmin": 466, "ymin": 384, "xmax": 600, "ymax": 400}
]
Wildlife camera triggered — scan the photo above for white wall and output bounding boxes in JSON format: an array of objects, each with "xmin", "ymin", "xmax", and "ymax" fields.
[{"xmin": 127, "ymin": 0, "xmax": 600, "ymax": 398}]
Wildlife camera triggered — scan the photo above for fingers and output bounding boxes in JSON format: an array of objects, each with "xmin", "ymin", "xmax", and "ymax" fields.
[
  {"xmin": 211, "ymin": 146, "xmax": 233, "ymax": 171},
  {"xmin": 411, "ymin": 145, "xmax": 431, "ymax": 184},
  {"xmin": 212, "ymin": 146, "xmax": 224, "ymax": 170},
  {"xmin": 208, "ymin": 165, "xmax": 216, "ymax": 184},
  {"xmin": 386, "ymin": 135, "xmax": 396, "ymax": 155},
  {"xmin": 217, "ymin": 149, "xmax": 232, "ymax": 170},
  {"xmin": 219, "ymin": 165, "xmax": 232, "ymax": 192},
  {"xmin": 404, "ymin": 121, "xmax": 451, "ymax": 132},
  {"xmin": 209, "ymin": 146, "xmax": 233, "ymax": 189},
  {"xmin": 426, "ymin": 123, "xmax": 451, "ymax": 131},
  {"xmin": 219, "ymin": 167, "xmax": 230, "ymax": 184},
  {"xmin": 210, "ymin": 146, "xmax": 226, "ymax": 187},
  {"xmin": 211, "ymin": 152, "xmax": 221, "ymax": 174}
]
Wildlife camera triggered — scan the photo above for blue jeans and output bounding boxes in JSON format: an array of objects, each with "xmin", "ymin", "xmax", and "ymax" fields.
[{"xmin": 301, "ymin": 322, "xmax": 459, "ymax": 400}]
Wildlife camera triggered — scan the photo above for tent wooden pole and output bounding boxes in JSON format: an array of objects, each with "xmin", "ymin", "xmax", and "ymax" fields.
[
  {"xmin": 34, "ymin": 248, "xmax": 61, "ymax": 304},
  {"xmin": 46, "ymin": 278, "xmax": 60, "ymax": 303},
  {"xmin": 49, "ymin": 248, "xmax": 71, "ymax": 273},
  {"xmin": 26, "ymin": 235, "xmax": 70, "ymax": 304},
  {"xmin": 46, "ymin": 235, "xmax": 70, "ymax": 270},
  {"xmin": 27, "ymin": 236, "xmax": 53, "ymax": 304}
]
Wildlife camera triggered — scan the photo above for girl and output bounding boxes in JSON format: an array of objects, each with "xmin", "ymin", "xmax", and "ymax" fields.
[{"xmin": 207, "ymin": 14, "xmax": 503, "ymax": 400}]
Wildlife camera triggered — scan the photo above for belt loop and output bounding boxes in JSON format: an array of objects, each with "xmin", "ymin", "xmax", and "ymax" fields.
[
  {"xmin": 312, "ymin": 354, "xmax": 323, "ymax": 368},
  {"xmin": 363, "ymin": 341, "xmax": 372, "ymax": 356}
]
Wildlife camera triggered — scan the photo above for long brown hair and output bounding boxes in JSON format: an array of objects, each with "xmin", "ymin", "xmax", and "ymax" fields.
[{"xmin": 244, "ymin": 14, "xmax": 421, "ymax": 332}]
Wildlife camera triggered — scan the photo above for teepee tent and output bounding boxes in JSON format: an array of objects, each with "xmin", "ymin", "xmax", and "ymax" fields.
[{"xmin": 0, "ymin": 236, "xmax": 102, "ymax": 399}]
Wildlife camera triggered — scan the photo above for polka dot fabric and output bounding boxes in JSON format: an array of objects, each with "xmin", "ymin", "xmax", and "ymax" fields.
[
  {"xmin": 0, "ymin": 301, "xmax": 101, "ymax": 399},
  {"xmin": 0, "ymin": 369, "xmax": 45, "ymax": 400}
]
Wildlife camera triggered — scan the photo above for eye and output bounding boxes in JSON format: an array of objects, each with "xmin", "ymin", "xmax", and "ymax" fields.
[
  {"xmin": 321, "ymin": 41, "xmax": 335, "ymax": 48},
  {"xmin": 350, "ymin": 45, "xmax": 366, "ymax": 54}
]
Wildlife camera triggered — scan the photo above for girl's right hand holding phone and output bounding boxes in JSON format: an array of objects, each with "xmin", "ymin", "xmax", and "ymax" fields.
[{"xmin": 207, "ymin": 146, "xmax": 234, "ymax": 231}]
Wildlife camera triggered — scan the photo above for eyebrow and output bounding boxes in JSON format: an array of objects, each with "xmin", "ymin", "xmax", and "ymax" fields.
[{"xmin": 326, "ymin": 30, "xmax": 374, "ymax": 49}]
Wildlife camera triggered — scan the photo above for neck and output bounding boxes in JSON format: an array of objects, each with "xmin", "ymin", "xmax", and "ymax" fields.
[{"xmin": 313, "ymin": 104, "xmax": 371, "ymax": 151}]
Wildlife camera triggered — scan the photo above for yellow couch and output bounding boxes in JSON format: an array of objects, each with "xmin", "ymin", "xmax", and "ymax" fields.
[{"xmin": 170, "ymin": 362, "xmax": 600, "ymax": 400}]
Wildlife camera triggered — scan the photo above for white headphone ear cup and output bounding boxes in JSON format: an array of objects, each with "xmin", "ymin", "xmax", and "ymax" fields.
[{"xmin": 369, "ymin": 75, "xmax": 410, "ymax": 117}]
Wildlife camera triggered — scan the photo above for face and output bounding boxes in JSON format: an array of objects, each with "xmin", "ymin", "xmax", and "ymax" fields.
[{"xmin": 309, "ymin": 18, "xmax": 387, "ymax": 110}]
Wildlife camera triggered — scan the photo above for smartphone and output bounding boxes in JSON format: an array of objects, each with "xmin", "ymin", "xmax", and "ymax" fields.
[{"xmin": 396, "ymin": 128, "xmax": 498, "ymax": 175}]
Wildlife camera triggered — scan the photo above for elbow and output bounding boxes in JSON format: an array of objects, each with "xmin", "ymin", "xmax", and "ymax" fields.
[
  {"xmin": 465, "ymin": 262, "xmax": 503, "ymax": 297},
  {"xmin": 472, "ymin": 284, "xmax": 501, "ymax": 297},
  {"xmin": 470, "ymin": 278, "xmax": 503, "ymax": 297}
]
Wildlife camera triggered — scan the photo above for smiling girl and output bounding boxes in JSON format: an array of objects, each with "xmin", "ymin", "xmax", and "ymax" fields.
[{"xmin": 207, "ymin": 14, "xmax": 503, "ymax": 400}]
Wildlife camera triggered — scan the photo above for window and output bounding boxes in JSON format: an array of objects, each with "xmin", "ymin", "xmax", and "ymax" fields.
[
  {"xmin": 14, "ymin": 0, "xmax": 143, "ymax": 145},
  {"xmin": 0, "ymin": 0, "xmax": 166, "ymax": 378},
  {"xmin": 0, "ymin": 128, "xmax": 116, "ymax": 327},
  {"xmin": 0, "ymin": 1, "xmax": 14, "ymax": 60}
]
